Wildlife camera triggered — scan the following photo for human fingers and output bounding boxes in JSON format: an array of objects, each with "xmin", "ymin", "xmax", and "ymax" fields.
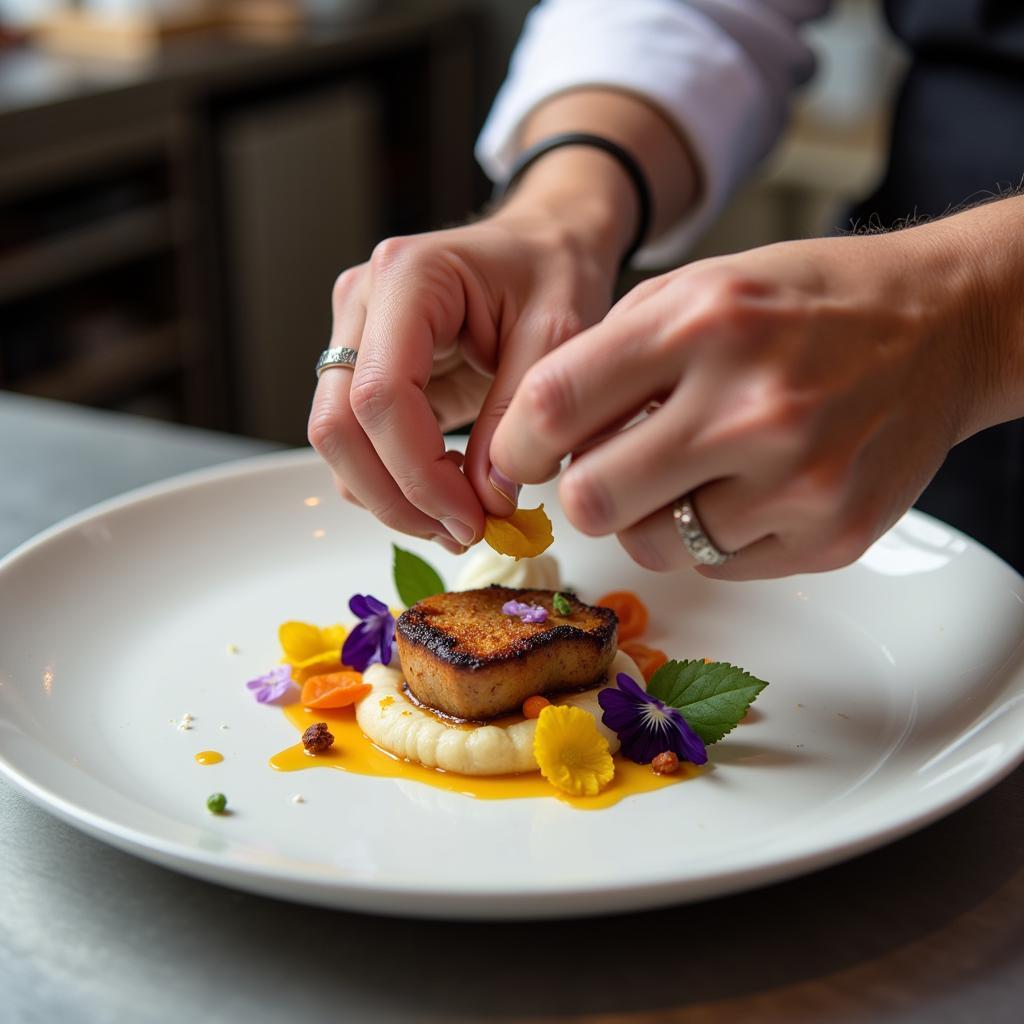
[
  {"xmin": 348, "ymin": 241, "xmax": 487, "ymax": 547},
  {"xmin": 332, "ymin": 472, "xmax": 363, "ymax": 507},
  {"xmin": 464, "ymin": 305, "xmax": 592, "ymax": 515},
  {"xmin": 308, "ymin": 267, "xmax": 461, "ymax": 549},
  {"xmin": 555, "ymin": 384, "xmax": 718, "ymax": 537},
  {"xmin": 490, "ymin": 304, "xmax": 678, "ymax": 485},
  {"xmin": 424, "ymin": 362, "xmax": 493, "ymax": 433},
  {"xmin": 615, "ymin": 478, "xmax": 773, "ymax": 573},
  {"xmin": 616, "ymin": 466, "xmax": 887, "ymax": 581}
]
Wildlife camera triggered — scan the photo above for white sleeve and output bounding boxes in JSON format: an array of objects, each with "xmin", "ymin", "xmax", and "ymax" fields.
[{"xmin": 476, "ymin": 0, "xmax": 830, "ymax": 266}]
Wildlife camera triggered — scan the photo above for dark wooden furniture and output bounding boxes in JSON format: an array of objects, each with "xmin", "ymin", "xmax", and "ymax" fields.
[{"xmin": 0, "ymin": 3, "xmax": 479, "ymax": 442}]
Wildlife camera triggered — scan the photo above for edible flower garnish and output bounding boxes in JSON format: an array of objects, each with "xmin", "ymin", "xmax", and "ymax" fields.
[
  {"xmin": 341, "ymin": 594, "xmax": 396, "ymax": 671},
  {"xmin": 501, "ymin": 599, "xmax": 549, "ymax": 624},
  {"xmin": 246, "ymin": 664, "xmax": 297, "ymax": 704},
  {"xmin": 484, "ymin": 504, "xmax": 554, "ymax": 560},
  {"xmin": 595, "ymin": 591, "xmax": 648, "ymax": 641},
  {"xmin": 300, "ymin": 671, "xmax": 371, "ymax": 709},
  {"xmin": 645, "ymin": 659, "xmax": 768, "ymax": 744},
  {"xmin": 279, "ymin": 621, "xmax": 347, "ymax": 682},
  {"xmin": 533, "ymin": 705, "xmax": 615, "ymax": 797},
  {"xmin": 619, "ymin": 640, "xmax": 668, "ymax": 682},
  {"xmin": 598, "ymin": 673, "xmax": 708, "ymax": 766}
]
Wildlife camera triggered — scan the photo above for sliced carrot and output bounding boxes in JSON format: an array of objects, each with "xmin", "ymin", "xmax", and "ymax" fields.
[
  {"xmin": 301, "ymin": 671, "xmax": 371, "ymax": 709},
  {"xmin": 522, "ymin": 695, "xmax": 551, "ymax": 719},
  {"xmin": 620, "ymin": 640, "xmax": 668, "ymax": 682},
  {"xmin": 596, "ymin": 590, "xmax": 649, "ymax": 641}
]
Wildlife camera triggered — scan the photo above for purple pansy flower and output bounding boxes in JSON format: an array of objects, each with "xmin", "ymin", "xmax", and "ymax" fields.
[
  {"xmin": 501, "ymin": 599, "xmax": 549, "ymax": 624},
  {"xmin": 342, "ymin": 594, "xmax": 396, "ymax": 671},
  {"xmin": 598, "ymin": 673, "xmax": 707, "ymax": 766},
  {"xmin": 246, "ymin": 664, "xmax": 296, "ymax": 704}
]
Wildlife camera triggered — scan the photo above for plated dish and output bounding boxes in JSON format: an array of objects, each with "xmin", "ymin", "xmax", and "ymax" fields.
[{"xmin": 1, "ymin": 449, "xmax": 1023, "ymax": 919}]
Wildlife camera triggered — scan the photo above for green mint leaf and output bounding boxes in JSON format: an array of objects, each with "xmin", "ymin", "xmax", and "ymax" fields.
[
  {"xmin": 552, "ymin": 592, "xmax": 572, "ymax": 616},
  {"xmin": 392, "ymin": 545, "xmax": 446, "ymax": 607},
  {"xmin": 647, "ymin": 659, "xmax": 768, "ymax": 745}
]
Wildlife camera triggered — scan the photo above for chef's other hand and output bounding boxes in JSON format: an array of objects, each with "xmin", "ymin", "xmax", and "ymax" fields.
[{"xmin": 491, "ymin": 199, "xmax": 1024, "ymax": 579}]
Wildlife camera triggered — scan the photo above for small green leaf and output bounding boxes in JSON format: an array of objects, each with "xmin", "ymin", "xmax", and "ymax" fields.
[
  {"xmin": 647, "ymin": 659, "xmax": 768, "ymax": 745},
  {"xmin": 552, "ymin": 592, "xmax": 572, "ymax": 616},
  {"xmin": 392, "ymin": 545, "xmax": 446, "ymax": 607}
]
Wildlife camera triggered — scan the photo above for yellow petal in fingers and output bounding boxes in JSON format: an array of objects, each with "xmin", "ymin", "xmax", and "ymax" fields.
[{"xmin": 484, "ymin": 504, "xmax": 554, "ymax": 561}]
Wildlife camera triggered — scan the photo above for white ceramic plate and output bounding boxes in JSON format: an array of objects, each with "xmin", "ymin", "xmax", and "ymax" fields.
[{"xmin": 2, "ymin": 450, "xmax": 1023, "ymax": 920}]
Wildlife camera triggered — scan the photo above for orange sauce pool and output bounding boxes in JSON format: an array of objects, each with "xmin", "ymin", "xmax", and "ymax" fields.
[
  {"xmin": 270, "ymin": 698, "xmax": 698, "ymax": 810},
  {"xmin": 194, "ymin": 750, "xmax": 224, "ymax": 765}
]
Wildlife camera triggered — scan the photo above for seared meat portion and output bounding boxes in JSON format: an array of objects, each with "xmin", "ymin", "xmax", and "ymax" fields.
[{"xmin": 396, "ymin": 586, "xmax": 617, "ymax": 720}]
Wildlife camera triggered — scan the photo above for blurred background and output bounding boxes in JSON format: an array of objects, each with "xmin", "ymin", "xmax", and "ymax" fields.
[{"xmin": 0, "ymin": 0, "xmax": 905, "ymax": 446}]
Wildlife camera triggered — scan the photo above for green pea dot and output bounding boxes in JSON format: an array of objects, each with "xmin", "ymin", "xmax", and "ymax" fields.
[{"xmin": 206, "ymin": 793, "xmax": 227, "ymax": 814}]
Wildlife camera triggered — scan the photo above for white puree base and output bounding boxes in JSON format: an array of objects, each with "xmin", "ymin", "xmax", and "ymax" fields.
[{"xmin": 356, "ymin": 650, "xmax": 644, "ymax": 776}]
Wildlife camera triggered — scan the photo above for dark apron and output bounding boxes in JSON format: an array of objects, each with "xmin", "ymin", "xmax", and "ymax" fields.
[{"xmin": 845, "ymin": 0, "xmax": 1024, "ymax": 571}]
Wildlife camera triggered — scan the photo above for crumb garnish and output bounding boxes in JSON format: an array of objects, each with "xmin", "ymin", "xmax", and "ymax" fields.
[{"xmin": 302, "ymin": 722, "xmax": 334, "ymax": 754}]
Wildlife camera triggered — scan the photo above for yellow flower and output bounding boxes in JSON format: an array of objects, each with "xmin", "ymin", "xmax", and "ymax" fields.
[
  {"xmin": 533, "ymin": 705, "xmax": 614, "ymax": 797},
  {"xmin": 278, "ymin": 621, "xmax": 348, "ymax": 683},
  {"xmin": 484, "ymin": 504, "xmax": 554, "ymax": 561}
]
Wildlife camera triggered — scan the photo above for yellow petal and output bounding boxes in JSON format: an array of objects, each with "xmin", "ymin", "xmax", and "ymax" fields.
[
  {"xmin": 484, "ymin": 504, "xmax": 554, "ymax": 561},
  {"xmin": 320, "ymin": 624, "xmax": 347, "ymax": 651},
  {"xmin": 533, "ymin": 705, "xmax": 614, "ymax": 797},
  {"xmin": 292, "ymin": 655, "xmax": 345, "ymax": 685},
  {"xmin": 294, "ymin": 650, "xmax": 342, "ymax": 670},
  {"xmin": 278, "ymin": 621, "xmax": 325, "ymax": 663}
]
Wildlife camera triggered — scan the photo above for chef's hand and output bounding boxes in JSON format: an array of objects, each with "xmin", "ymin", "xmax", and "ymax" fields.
[
  {"xmin": 491, "ymin": 200, "xmax": 1023, "ymax": 580},
  {"xmin": 307, "ymin": 88, "xmax": 696, "ymax": 552},
  {"xmin": 306, "ymin": 153, "xmax": 637, "ymax": 551},
  {"xmin": 307, "ymin": 203, "xmax": 616, "ymax": 550}
]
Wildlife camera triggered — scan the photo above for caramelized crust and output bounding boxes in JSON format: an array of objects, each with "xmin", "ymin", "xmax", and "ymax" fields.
[{"xmin": 396, "ymin": 586, "xmax": 618, "ymax": 720}]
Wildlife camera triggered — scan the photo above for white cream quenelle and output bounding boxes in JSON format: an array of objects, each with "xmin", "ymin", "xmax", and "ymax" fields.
[
  {"xmin": 355, "ymin": 650, "xmax": 644, "ymax": 776},
  {"xmin": 454, "ymin": 549, "xmax": 561, "ymax": 591}
]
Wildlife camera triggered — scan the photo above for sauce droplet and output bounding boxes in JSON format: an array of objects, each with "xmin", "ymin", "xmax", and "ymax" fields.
[{"xmin": 194, "ymin": 750, "xmax": 224, "ymax": 765}]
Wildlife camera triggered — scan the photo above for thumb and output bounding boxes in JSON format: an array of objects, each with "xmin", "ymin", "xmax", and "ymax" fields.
[{"xmin": 463, "ymin": 309, "xmax": 585, "ymax": 516}]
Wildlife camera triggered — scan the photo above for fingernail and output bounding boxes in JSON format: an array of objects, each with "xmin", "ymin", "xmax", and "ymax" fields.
[
  {"xmin": 441, "ymin": 517, "xmax": 476, "ymax": 546},
  {"xmin": 433, "ymin": 534, "xmax": 466, "ymax": 556},
  {"xmin": 488, "ymin": 466, "xmax": 520, "ymax": 510}
]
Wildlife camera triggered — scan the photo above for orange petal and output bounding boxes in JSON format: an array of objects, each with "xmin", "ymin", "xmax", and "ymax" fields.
[
  {"xmin": 484, "ymin": 504, "xmax": 554, "ymax": 561},
  {"xmin": 301, "ymin": 671, "xmax": 371, "ymax": 709},
  {"xmin": 596, "ymin": 590, "xmax": 649, "ymax": 641},
  {"xmin": 619, "ymin": 640, "xmax": 668, "ymax": 682}
]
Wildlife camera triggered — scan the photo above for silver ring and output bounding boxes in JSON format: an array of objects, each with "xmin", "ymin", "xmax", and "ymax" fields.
[
  {"xmin": 315, "ymin": 346, "xmax": 358, "ymax": 379},
  {"xmin": 672, "ymin": 493, "xmax": 732, "ymax": 566}
]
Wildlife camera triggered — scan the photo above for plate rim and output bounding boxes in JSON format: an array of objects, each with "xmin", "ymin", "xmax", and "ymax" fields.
[{"xmin": 2, "ymin": 448, "xmax": 1024, "ymax": 919}]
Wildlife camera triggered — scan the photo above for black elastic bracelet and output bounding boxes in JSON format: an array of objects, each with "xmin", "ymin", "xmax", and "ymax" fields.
[{"xmin": 494, "ymin": 132, "xmax": 652, "ymax": 272}]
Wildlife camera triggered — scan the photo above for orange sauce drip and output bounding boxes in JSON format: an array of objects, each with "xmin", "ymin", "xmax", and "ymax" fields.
[
  {"xmin": 270, "ymin": 699, "xmax": 696, "ymax": 810},
  {"xmin": 194, "ymin": 750, "xmax": 224, "ymax": 765}
]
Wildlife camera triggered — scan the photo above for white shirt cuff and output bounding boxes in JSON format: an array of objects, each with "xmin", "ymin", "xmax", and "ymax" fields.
[{"xmin": 476, "ymin": 0, "xmax": 818, "ymax": 267}]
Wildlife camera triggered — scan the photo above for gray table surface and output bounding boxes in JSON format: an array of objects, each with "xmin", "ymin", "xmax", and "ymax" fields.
[{"xmin": 1, "ymin": 393, "xmax": 1022, "ymax": 1024}]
